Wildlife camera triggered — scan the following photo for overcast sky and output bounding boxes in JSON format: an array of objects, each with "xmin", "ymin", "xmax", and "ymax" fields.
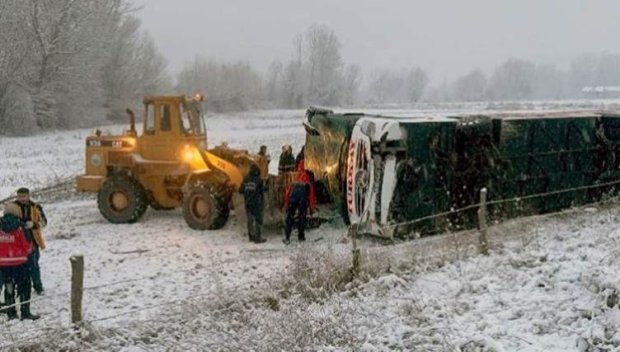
[{"xmin": 131, "ymin": 0, "xmax": 620, "ymax": 82}]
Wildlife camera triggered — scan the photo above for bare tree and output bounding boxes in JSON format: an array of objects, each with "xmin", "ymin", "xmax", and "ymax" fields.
[
  {"xmin": 487, "ymin": 59, "xmax": 536, "ymax": 101},
  {"xmin": 452, "ymin": 69, "xmax": 487, "ymax": 102},
  {"xmin": 366, "ymin": 66, "xmax": 429, "ymax": 104},
  {"xmin": 341, "ymin": 64, "xmax": 362, "ymax": 105},
  {"xmin": 532, "ymin": 64, "xmax": 568, "ymax": 100},
  {"xmin": 176, "ymin": 57, "xmax": 262, "ymax": 112},
  {"xmin": 305, "ymin": 25, "xmax": 343, "ymax": 106},
  {"xmin": 265, "ymin": 60, "xmax": 283, "ymax": 105},
  {"xmin": 0, "ymin": 0, "xmax": 169, "ymax": 134},
  {"xmin": 405, "ymin": 67, "xmax": 429, "ymax": 102}
]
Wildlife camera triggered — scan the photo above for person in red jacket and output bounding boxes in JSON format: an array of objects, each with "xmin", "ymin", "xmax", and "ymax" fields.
[
  {"xmin": 0, "ymin": 203, "xmax": 39, "ymax": 320},
  {"xmin": 283, "ymin": 163, "xmax": 316, "ymax": 244}
]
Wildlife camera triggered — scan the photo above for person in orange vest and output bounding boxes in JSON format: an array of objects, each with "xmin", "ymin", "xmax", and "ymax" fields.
[
  {"xmin": 13, "ymin": 188, "xmax": 47, "ymax": 295},
  {"xmin": 0, "ymin": 203, "xmax": 39, "ymax": 320},
  {"xmin": 283, "ymin": 163, "xmax": 316, "ymax": 244},
  {"xmin": 255, "ymin": 145, "xmax": 271, "ymax": 182}
]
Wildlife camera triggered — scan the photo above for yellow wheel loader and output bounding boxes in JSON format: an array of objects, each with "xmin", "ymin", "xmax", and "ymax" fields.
[{"xmin": 76, "ymin": 95, "xmax": 256, "ymax": 230}]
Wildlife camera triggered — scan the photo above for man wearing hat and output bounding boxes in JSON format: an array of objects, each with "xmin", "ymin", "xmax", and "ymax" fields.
[
  {"xmin": 278, "ymin": 145, "xmax": 296, "ymax": 174},
  {"xmin": 0, "ymin": 203, "xmax": 39, "ymax": 320},
  {"xmin": 13, "ymin": 188, "xmax": 47, "ymax": 295}
]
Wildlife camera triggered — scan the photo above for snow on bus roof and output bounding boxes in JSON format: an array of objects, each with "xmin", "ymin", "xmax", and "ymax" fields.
[{"xmin": 335, "ymin": 109, "xmax": 619, "ymax": 123}]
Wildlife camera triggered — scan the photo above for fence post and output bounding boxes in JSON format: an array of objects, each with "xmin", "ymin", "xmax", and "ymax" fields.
[
  {"xmin": 70, "ymin": 255, "xmax": 84, "ymax": 327},
  {"xmin": 350, "ymin": 224, "xmax": 361, "ymax": 277},
  {"xmin": 477, "ymin": 188, "xmax": 489, "ymax": 255}
]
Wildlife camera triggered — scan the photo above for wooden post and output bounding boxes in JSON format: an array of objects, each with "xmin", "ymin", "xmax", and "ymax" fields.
[
  {"xmin": 477, "ymin": 188, "xmax": 489, "ymax": 255},
  {"xmin": 351, "ymin": 225, "xmax": 361, "ymax": 277},
  {"xmin": 70, "ymin": 255, "xmax": 84, "ymax": 327}
]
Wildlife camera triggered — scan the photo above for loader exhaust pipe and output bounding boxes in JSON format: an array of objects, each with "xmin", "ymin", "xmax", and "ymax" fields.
[{"xmin": 126, "ymin": 108, "xmax": 136, "ymax": 136}]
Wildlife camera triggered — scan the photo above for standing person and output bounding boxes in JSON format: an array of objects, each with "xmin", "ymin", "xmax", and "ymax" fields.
[
  {"xmin": 295, "ymin": 146, "xmax": 305, "ymax": 170},
  {"xmin": 239, "ymin": 165, "xmax": 266, "ymax": 244},
  {"xmin": 256, "ymin": 145, "xmax": 271, "ymax": 181},
  {"xmin": 278, "ymin": 145, "xmax": 296, "ymax": 174},
  {"xmin": 0, "ymin": 203, "xmax": 39, "ymax": 320},
  {"xmin": 13, "ymin": 188, "xmax": 46, "ymax": 295},
  {"xmin": 283, "ymin": 169, "xmax": 316, "ymax": 245},
  {"xmin": 277, "ymin": 145, "xmax": 297, "ymax": 209}
]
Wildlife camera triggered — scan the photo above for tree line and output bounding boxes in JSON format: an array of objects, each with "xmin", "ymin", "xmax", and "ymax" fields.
[
  {"xmin": 433, "ymin": 54, "xmax": 620, "ymax": 103},
  {"xmin": 176, "ymin": 25, "xmax": 620, "ymax": 112},
  {"xmin": 2, "ymin": 4, "xmax": 620, "ymax": 136},
  {"xmin": 0, "ymin": 0, "xmax": 169, "ymax": 136},
  {"xmin": 176, "ymin": 25, "xmax": 363, "ymax": 111}
]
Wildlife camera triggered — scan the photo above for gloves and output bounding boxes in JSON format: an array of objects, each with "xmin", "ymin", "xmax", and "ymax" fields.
[{"xmin": 25, "ymin": 221, "xmax": 34, "ymax": 229}]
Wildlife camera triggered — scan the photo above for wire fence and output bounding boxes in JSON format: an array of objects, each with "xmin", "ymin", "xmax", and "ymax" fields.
[
  {"xmin": 0, "ymin": 262, "xmax": 268, "ymax": 350},
  {"xmin": 3, "ymin": 176, "xmax": 620, "ymax": 349},
  {"xmin": 382, "ymin": 177, "xmax": 620, "ymax": 231},
  {"xmin": 0, "ymin": 177, "xmax": 74, "ymax": 204}
]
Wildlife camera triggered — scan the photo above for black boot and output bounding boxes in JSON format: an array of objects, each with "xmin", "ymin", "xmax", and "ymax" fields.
[
  {"xmin": 254, "ymin": 237, "xmax": 267, "ymax": 244},
  {"xmin": 5, "ymin": 308, "xmax": 17, "ymax": 320},
  {"xmin": 20, "ymin": 307, "xmax": 40, "ymax": 321},
  {"xmin": 20, "ymin": 312, "xmax": 40, "ymax": 321}
]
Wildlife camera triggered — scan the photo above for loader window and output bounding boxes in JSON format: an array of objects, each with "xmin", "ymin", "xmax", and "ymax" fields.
[
  {"xmin": 160, "ymin": 104, "xmax": 171, "ymax": 131},
  {"xmin": 145, "ymin": 104, "xmax": 155, "ymax": 135},
  {"xmin": 181, "ymin": 102, "xmax": 206, "ymax": 135}
]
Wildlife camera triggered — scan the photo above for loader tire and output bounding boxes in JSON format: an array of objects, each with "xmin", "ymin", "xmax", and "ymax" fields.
[
  {"xmin": 183, "ymin": 186, "xmax": 229, "ymax": 230},
  {"xmin": 98, "ymin": 175, "xmax": 148, "ymax": 223}
]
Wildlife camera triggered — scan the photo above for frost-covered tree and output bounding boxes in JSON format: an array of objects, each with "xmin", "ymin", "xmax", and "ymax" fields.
[
  {"xmin": 102, "ymin": 11, "xmax": 169, "ymax": 121},
  {"xmin": 281, "ymin": 60, "xmax": 304, "ymax": 109},
  {"xmin": 487, "ymin": 59, "xmax": 536, "ymax": 101},
  {"xmin": 452, "ymin": 69, "xmax": 487, "ymax": 102},
  {"xmin": 532, "ymin": 64, "xmax": 568, "ymax": 100},
  {"xmin": 0, "ymin": 1, "xmax": 36, "ymax": 132},
  {"xmin": 405, "ymin": 67, "xmax": 429, "ymax": 102},
  {"xmin": 570, "ymin": 53, "xmax": 620, "ymax": 94},
  {"xmin": 0, "ymin": 0, "xmax": 169, "ymax": 135},
  {"xmin": 176, "ymin": 57, "xmax": 262, "ymax": 112},
  {"xmin": 366, "ymin": 67, "xmax": 429, "ymax": 104},
  {"xmin": 265, "ymin": 59, "xmax": 283, "ymax": 105},
  {"xmin": 341, "ymin": 64, "xmax": 362, "ymax": 105},
  {"xmin": 304, "ymin": 25, "xmax": 343, "ymax": 106}
]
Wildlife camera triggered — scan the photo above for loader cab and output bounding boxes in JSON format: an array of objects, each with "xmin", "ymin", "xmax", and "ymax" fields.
[{"xmin": 139, "ymin": 95, "xmax": 207, "ymax": 161}]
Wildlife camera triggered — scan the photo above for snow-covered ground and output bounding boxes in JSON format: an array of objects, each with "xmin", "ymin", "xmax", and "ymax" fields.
[{"xmin": 1, "ymin": 103, "xmax": 620, "ymax": 351}]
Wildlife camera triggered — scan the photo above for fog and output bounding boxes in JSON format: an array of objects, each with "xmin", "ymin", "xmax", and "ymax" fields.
[
  {"xmin": 2, "ymin": 0, "xmax": 620, "ymax": 135},
  {"xmin": 131, "ymin": 0, "xmax": 620, "ymax": 80}
]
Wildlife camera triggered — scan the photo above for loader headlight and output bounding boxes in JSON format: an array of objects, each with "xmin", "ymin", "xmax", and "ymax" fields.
[
  {"xmin": 182, "ymin": 146, "xmax": 196, "ymax": 163},
  {"xmin": 180, "ymin": 145, "xmax": 208, "ymax": 170}
]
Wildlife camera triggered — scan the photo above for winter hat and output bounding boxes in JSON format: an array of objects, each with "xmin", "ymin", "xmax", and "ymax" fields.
[{"xmin": 249, "ymin": 164, "xmax": 261, "ymax": 177}]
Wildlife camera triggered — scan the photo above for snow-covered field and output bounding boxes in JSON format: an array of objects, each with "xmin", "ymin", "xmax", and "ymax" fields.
[{"xmin": 1, "ymin": 102, "xmax": 620, "ymax": 351}]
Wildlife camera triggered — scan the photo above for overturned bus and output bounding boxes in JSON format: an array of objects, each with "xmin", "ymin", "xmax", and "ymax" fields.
[{"xmin": 303, "ymin": 108, "xmax": 620, "ymax": 238}]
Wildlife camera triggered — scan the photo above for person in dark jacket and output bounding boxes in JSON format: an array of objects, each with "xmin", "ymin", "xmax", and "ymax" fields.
[
  {"xmin": 0, "ymin": 203, "xmax": 39, "ymax": 320},
  {"xmin": 14, "ymin": 188, "xmax": 47, "ymax": 295},
  {"xmin": 278, "ymin": 145, "xmax": 296, "ymax": 174},
  {"xmin": 239, "ymin": 165, "xmax": 266, "ymax": 243},
  {"xmin": 295, "ymin": 146, "xmax": 305, "ymax": 170},
  {"xmin": 283, "ymin": 169, "xmax": 316, "ymax": 245}
]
